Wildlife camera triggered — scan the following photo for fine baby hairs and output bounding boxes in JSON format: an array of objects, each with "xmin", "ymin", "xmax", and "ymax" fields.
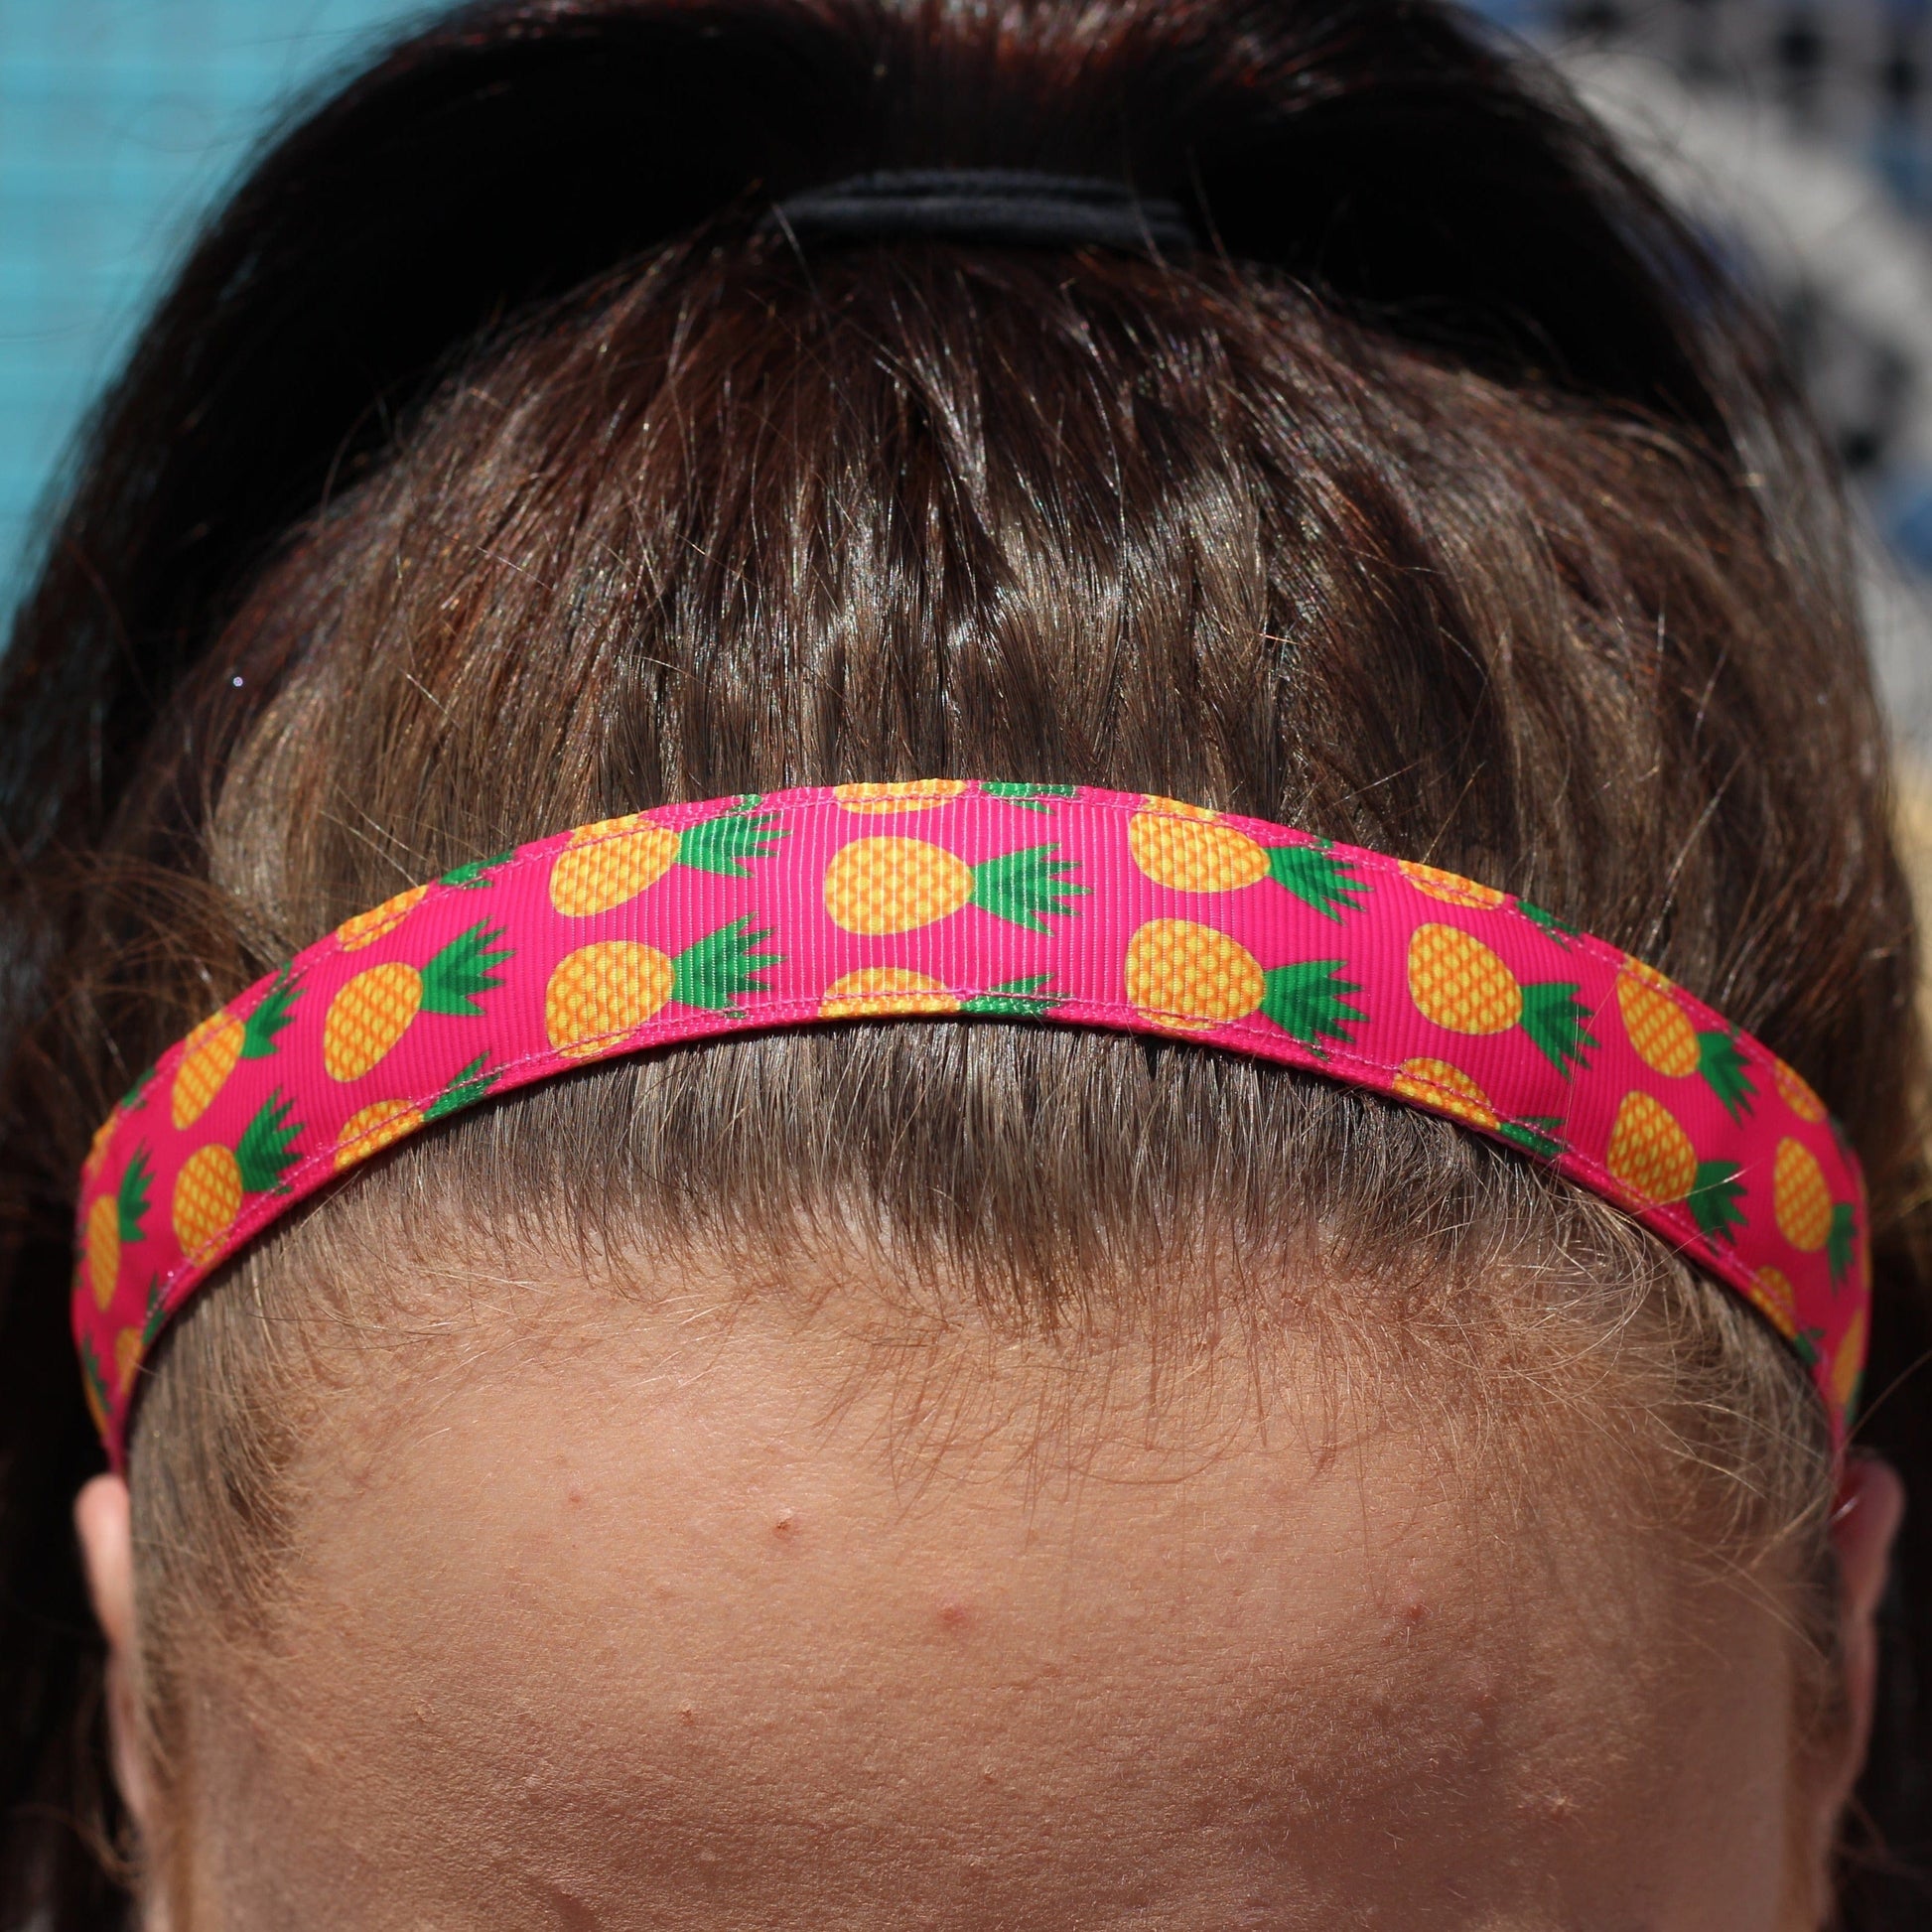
[{"xmin": 1, "ymin": 0, "xmax": 1929, "ymax": 1926}]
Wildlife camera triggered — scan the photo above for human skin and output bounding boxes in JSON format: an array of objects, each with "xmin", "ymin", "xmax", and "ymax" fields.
[{"xmin": 77, "ymin": 1270, "xmax": 1902, "ymax": 1931}]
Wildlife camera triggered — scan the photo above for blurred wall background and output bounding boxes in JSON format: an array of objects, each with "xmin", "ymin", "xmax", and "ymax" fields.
[{"xmin": 4, "ymin": 0, "xmax": 1932, "ymax": 736}]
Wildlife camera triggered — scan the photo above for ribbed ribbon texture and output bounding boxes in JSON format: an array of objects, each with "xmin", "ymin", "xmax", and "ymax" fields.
[{"xmin": 73, "ymin": 781, "xmax": 1868, "ymax": 1465}]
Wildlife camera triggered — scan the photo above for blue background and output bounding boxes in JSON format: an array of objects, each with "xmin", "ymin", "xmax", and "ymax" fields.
[{"xmin": 5, "ymin": 0, "xmax": 1932, "ymax": 608}]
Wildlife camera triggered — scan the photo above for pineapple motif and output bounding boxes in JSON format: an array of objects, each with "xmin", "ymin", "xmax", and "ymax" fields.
[
  {"xmin": 323, "ymin": 923, "xmax": 511, "ymax": 1081},
  {"xmin": 1604, "ymin": 1091, "xmax": 1744, "ymax": 1242},
  {"xmin": 1397, "ymin": 861, "xmax": 1507, "ymax": 910},
  {"xmin": 1393, "ymin": 1057, "xmax": 1498, "ymax": 1130},
  {"xmin": 549, "ymin": 801, "xmax": 783, "ymax": 917},
  {"xmin": 172, "ymin": 1092, "xmax": 302, "ymax": 1262},
  {"xmin": 816, "ymin": 968, "xmax": 1055, "ymax": 1019},
  {"xmin": 114, "ymin": 1326, "xmax": 145, "ymax": 1397},
  {"xmin": 1124, "ymin": 919, "xmax": 1364, "ymax": 1049},
  {"xmin": 1831, "ymin": 1305, "xmax": 1867, "ymax": 1419},
  {"xmin": 823, "ymin": 837, "xmax": 1085, "ymax": 935},
  {"xmin": 834, "ymin": 780, "xmax": 969, "ymax": 815},
  {"xmin": 1772, "ymin": 1138, "xmax": 1856, "ymax": 1283},
  {"xmin": 84, "ymin": 1147, "xmax": 152, "ymax": 1311},
  {"xmin": 545, "ymin": 919, "xmax": 776, "ymax": 1058},
  {"xmin": 1391, "ymin": 1058, "xmax": 1563, "ymax": 1158},
  {"xmin": 337, "ymin": 886, "xmax": 429, "ymax": 951},
  {"xmin": 820, "ymin": 969, "xmax": 959, "ymax": 1018},
  {"xmin": 980, "ymin": 783, "xmax": 1078, "ymax": 814},
  {"xmin": 1769, "ymin": 1055, "xmax": 1828, "ymax": 1124},
  {"xmin": 170, "ymin": 967, "xmax": 301, "ymax": 1130},
  {"xmin": 334, "ymin": 1099, "xmax": 420, "ymax": 1171},
  {"xmin": 1615, "ymin": 959, "xmax": 1754, "ymax": 1122},
  {"xmin": 79, "ymin": 1338, "xmax": 110, "ymax": 1437},
  {"xmin": 1129, "ymin": 800, "xmax": 1366, "ymax": 919},
  {"xmin": 1406, "ymin": 923, "xmax": 1594, "ymax": 1077},
  {"xmin": 1750, "ymin": 1266, "xmax": 1800, "ymax": 1340},
  {"xmin": 331, "ymin": 1056, "xmax": 497, "ymax": 1172}
]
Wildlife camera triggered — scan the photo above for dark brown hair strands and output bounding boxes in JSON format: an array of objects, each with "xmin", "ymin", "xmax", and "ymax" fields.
[{"xmin": 2, "ymin": 1, "xmax": 1930, "ymax": 1924}]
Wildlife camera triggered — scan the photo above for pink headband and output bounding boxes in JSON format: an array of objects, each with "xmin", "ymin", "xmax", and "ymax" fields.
[{"xmin": 73, "ymin": 781, "xmax": 1868, "ymax": 1464}]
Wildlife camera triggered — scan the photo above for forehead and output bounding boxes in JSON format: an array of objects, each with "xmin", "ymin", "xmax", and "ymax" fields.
[{"xmin": 184, "ymin": 1286, "xmax": 1794, "ymax": 1929}]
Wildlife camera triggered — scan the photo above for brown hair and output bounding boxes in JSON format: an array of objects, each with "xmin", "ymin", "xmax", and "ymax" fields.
[{"xmin": 3, "ymin": 1, "xmax": 1930, "ymax": 1924}]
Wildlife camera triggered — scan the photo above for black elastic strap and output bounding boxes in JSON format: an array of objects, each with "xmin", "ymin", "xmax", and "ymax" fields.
[{"xmin": 761, "ymin": 170, "xmax": 1195, "ymax": 254}]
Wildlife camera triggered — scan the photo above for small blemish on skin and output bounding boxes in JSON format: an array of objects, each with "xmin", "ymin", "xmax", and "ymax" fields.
[
  {"xmin": 1545, "ymin": 1792, "xmax": 1577, "ymax": 1824},
  {"xmin": 677, "ymin": 1704, "xmax": 697, "ymax": 1726},
  {"xmin": 936, "ymin": 1595, "xmax": 971, "ymax": 1630},
  {"xmin": 566, "ymin": 1484, "xmax": 586, "ymax": 1506},
  {"xmin": 772, "ymin": 1509, "xmax": 796, "ymax": 1537}
]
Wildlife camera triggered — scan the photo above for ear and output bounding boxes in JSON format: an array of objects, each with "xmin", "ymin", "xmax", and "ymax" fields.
[
  {"xmin": 1805, "ymin": 1455, "xmax": 1906, "ymax": 1863},
  {"xmin": 74, "ymin": 1473, "xmax": 158, "ymax": 1837}
]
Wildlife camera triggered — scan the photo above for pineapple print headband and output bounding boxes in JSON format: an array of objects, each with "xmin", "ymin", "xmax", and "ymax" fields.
[{"xmin": 73, "ymin": 780, "xmax": 1869, "ymax": 1465}]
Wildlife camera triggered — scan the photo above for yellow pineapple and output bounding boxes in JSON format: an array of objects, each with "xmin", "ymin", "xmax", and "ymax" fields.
[
  {"xmin": 819, "ymin": 968, "xmax": 959, "ymax": 1019},
  {"xmin": 80, "ymin": 1114, "xmax": 117, "ymax": 1187},
  {"xmin": 334, "ymin": 1099, "xmax": 423, "ymax": 1171},
  {"xmin": 171, "ymin": 967, "xmax": 301, "ymax": 1129},
  {"xmin": 171, "ymin": 1094, "xmax": 302, "ymax": 1262},
  {"xmin": 823, "ymin": 836, "xmax": 1084, "ymax": 935},
  {"xmin": 1773, "ymin": 1139, "xmax": 1832, "ymax": 1250},
  {"xmin": 548, "ymin": 803, "xmax": 783, "ymax": 916},
  {"xmin": 1770, "ymin": 1054, "xmax": 1827, "ymax": 1124},
  {"xmin": 1129, "ymin": 802, "xmax": 1367, "ymax": 917},
  {"xmin": 83, "ymin": 1148, "xmax": 152, "ymax": 1311},
  {"xmin": 1407, "ymin": 924, "xmax": 1521, "ymax": 1034},
  {"xmin": 1831, "ymin": 1305, "xmax": 1867, "ymax": 1417},
  {"xmin": 323, "ymin": 923, "xmax": 509, "ymax": 1081},
  {"xmin": 1392, "ymin": 1057, "xmax": 1499, "ymax": 1131},
  {"xmin": 1606, "ymin": 1091, "xmax": 1699, "ymax": 1205},
  {"xmin": 1750, "ymin": 1266, "xmax": 1800, "ymax": 1340},
  {"xmin": 1398, "ymin": 861, "xmax": 1506, "ymax": 909},
  {"xmin": 172, "ymin": 1012, "xmax": 244, "ymax": 1128},
  {"xmin": 337, "ymin": 885, "xmax": 430, "ymax": 950},
  {"xmin": 549, "ymin": 815, "xmax": 680, "ymax": 914},
  {"xmin": 834, "ymin": 779, "xmax": 969, "ymax": 815},
  {"xmin": 332, "ymin": 1057, "xmax": 498, "ymax": 1168},
  {"xmin": 172, "ymin": 1147, "xmax": 241, "ymax": 1261},
  {"xmin": 1605, "ymin": 1091, "xmax": 1744, "ymax": 1240},
  {"xmin": 1407, "ymin": 923, "xmax": 1593, "ymax": 1075},
  {"xmin": 1616, "ymin": 960, "xmax": 1699, "ymax": 1077},
  {"xmin": 1129, "ymin": 804, "xmax": 1268, "ymax": 894},
  {"xmin": 1125, "ymin": 919, "xmax": 1263, "ymax": 1032},
  {"xmin": 114, "ymin": 1327, "xmax": 144, "ymax": 1396},
  {"xmin": 1615, "ymin": 958, "xmax": 1755, "ymax": 1119},
  {"xmin": 546, "ymin": 919, "xmax": 774, "ymax": 1058},
  {"xmin": 1125, "ymin": 919, "xmax": 1365, "ymax": 1047},
  {"xmin": 545, "ymin": 941, "xmax": 675, "ymax": 1058}
]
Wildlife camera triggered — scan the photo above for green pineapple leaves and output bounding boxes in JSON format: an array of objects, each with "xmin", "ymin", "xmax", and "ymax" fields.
[
  {"xmin": 1519, "ymin": 982, "xmax": 1597, "ymax": 1079},
  {"xmin": 1259, "ymin": 960, "xmax": 1367, "ymax": 1054},
  {"xmin": 441, "ymin": 851, "xmax": 514, "ymax": 890},
  {"xmin": 1517, "ymin": 899, "xmax": 1579, "ymax": 947},
  {"xmin": 241, "ymin": 965, "xmax": 302, "ymax": 1059},
  {"xmin": 425, "ymin": 1054, "xmax": 500, "ymax": 1123},
  {"xmin": 235, "ymin": 1091, "xmax": 303, "ymax": 1196},
  {"xmin": 1828, "ymin": 1203, "xmax": 1858, "ymax": 1288},
  {"xmin": 981, "ymin": 783, "xmax": 1079, "ymax": 814},
  {"xmin": 1688, "ymin": 1161, "xmax": 1746, "ymax": 1246},
  {"xmin": 969, "ymin": 845, "xmax": 1088, "ymax": 931},
  {"xmin": 961, "ymin": 975, "xmax": 1055, "ymax": 1016},
  {"xmin": 1267, "ymin": 844, "xmax": 1368, "ymax": 922},
  {"xmin": 1697, "ymin": 1030, "xmax": 1756, "ymax": 1123},
  {"xmin": 114, "ymin": 1148, "xmax": 154, "ymax": 1244},
  {"xmin": 677, "ymin": 802, "xmax": 786, "ymax": 877},
  {"xmin": 1498, "ymin": 1116, "xmax": 1566, "ymax": 1160},
  {"xmin": 672, "ymin": 918, "xmax": 780, "ymax": 1012},
  {"xmin": 419, "ymin": 923, "xmax": 513, "ymax": 1017}
]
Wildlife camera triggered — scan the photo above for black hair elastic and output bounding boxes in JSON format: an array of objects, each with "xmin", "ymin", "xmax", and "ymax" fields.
[{"xmin": 761, "ymin": 170, "xmax": 1195, "ymax": 254}]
